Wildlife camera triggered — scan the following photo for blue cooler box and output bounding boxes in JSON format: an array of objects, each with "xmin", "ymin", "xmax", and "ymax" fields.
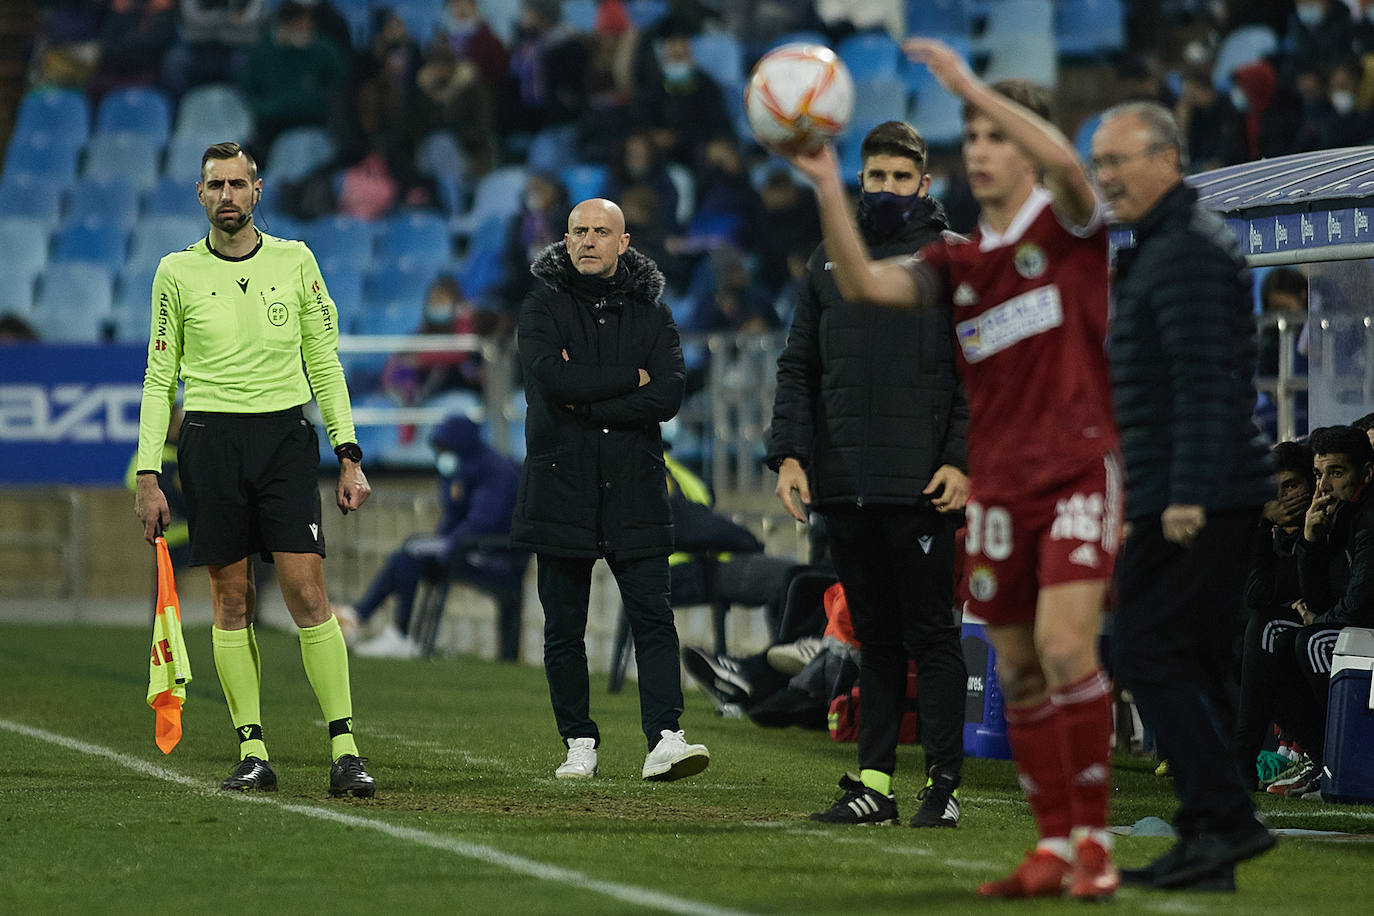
[
  {"xmin": 962, "ymin": 618, "xmax": 1012, "ymax": 759},
  {"xmin": 1322, "ymin": 627, "xmax": 1374, "ymax": 805}
]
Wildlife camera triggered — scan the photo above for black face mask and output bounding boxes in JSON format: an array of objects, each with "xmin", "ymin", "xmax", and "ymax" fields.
[{"xmin": 858, "ymin": 189, "xmax": 922, "ymax": 239}]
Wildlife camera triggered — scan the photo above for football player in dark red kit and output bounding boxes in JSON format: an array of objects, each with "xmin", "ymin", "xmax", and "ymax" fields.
[{"xmin": 785, "ymin": 38, "xmax": 1121, "ymax": 900}]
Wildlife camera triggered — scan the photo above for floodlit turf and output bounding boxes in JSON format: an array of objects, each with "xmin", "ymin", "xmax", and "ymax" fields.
[{"xmin": 2, "ymin": 622, "xmax": 1373, "ymax": 914}]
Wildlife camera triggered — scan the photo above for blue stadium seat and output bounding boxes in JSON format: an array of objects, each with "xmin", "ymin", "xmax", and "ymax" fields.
[
  {"xmin": 14, "ymin": 88, "xmax": 88, "ymax": 147},
  {"xmin": 142, "ymin": 174, "xmax": 203, "ymax": 218},
  {"xmin": 415, "ymin": 129, "xmax": 471, "ymax": 214},
  {"xmin": 163, "ymin": 133, "xmax": 214, "ymax": 182},
  {"xmin": 901, "ymin": 33, "xmax": 972, "ymax": 103},
  {"xmin": 838, "ymin": 31, "xmax": 902, "ymax": 84},
  {"xmin": 907, "ymin": 0, "xmax": 972, "ymax": 39},
  {"xmin": 837, "ymin": 134, "xmax": 864, "ymax": 187},
  {"xmin": 300, "ymin": 215, "xmax": 379, "ymax": 273},
  {"xmin": 909, "ymin": 84, "xmax": 965, "ymax": 147},
  {"xmin": 32, "ymin": 263, "xmax": 114, "ymax": 343},
  {"xmin": 3, "ymin": 128, "xmax": 84, "ymax": 186},
  {"xmin": 0, "ymin": 217, "xmax": 51, "ymax": 297},
  {"xmin": 378, "ymin": 211, "xmax": 454, "ymax": 270},
  {"xmin": 51, "ymin": 217, "xmax": 130, "ymax": 269},
  {"xmin": 559, "ymin": 163, "xmax": 608, "ymax": 204},
  {"xmin": 127, "ymin": 215, "xmax": 207, "ymax": 271},
  {"xmin": 110, "ymin": 266, "xmax": 156, "ymax": 342},
  {"xmin": 563, "ymin": 0, "xmax": 597, "ymax": 31},
  {"xmin": 460, "ymin": 214, "xmax": 511, "ymax": 298},
  {"xmin": 95, "ymin": 87, "xmax": 172, "ymax": 147},
  {"xmin": 332, "ymin": 0, "xmax": 373, "ymax": 45},
  {"xmin": 259, "ymin": 213, "xmax": 304, "ymax": 241},
  {"xmin": 322, "ymin": 263, "xmax": 364, "ymax": 317},
  {"xmin": 1055, "ymin": 0, "xmax": 1124, "ymax": 56},
  {"xmin": 690, "ymin": 33, "xmax": 745, "ymax": 94},
  {"xmin": 628, "ymin": 0, "xmax": 668, "ymax": 29},
  {"xmin": 453, "ymin": 165, "xmax": 528, "ymax": 235},
  {"xmin": 3, "ymin": 176, "xmax": 65, "ymax": 228},
  {"xmin": 266, "ymin": 127, "xmax": 336, "ymax": 184},
  {"xmin": 82, "ymin": 132, "xmax": 164, "ymax": 192},
  {"xmin": 363, "ymin": 266, "xmax": 435, "ymax": 315},
  {"xmin": 67, "ymin": 176, "xmax": 141, "ymax": 232},
  {"xmin": 980, "ymin": 0, "xmax": 1052, "ymax": 40},
  {"xmin": 526, "ymin": 124, "xmax": 580, "ymax": 175},
  {"xmin": 665, "ymin": 162, "xmax": 695, "ymax": 226},
  {"xmin": 0, "ymin": 273, "xmax": 37, "ymax": 318},
  {"xmin": 1211, "ymin": 25, "xmax": 1279, "ymax": 92},
  {"xmin": 391, "ymin": 0, "xmax": 443, "ymax": 43},
  {"xmin": 478, "ymin": 0, "xmax": 521, "ymax": 44},
  {"xmin": 764, "ymin": 32, "xmax": 831, "ymax": 54},
  {"xmin": 172, "ymin": 83, "xmax": 254, "ymax": 148},
  {"xmin": 983, "ymin": 33, "xmax": 1057, "ymax": 88},
  {"xmin": 845, "ymin": 76, "xmax": 910, "ymax": 143},
  {"xmin": 1074, "ymin": 112, "xmax": 1104, "ymax": 163}
]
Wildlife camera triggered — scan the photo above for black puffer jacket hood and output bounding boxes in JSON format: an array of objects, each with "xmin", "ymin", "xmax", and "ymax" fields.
[{"xmin": 529, "ymin": 243, "xmax": 666, "ymax": 303}]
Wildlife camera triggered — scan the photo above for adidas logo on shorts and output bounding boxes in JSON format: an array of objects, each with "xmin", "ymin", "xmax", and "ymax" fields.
[{"xmin": 1068, "ymin": 543, "xmax": 1098, "ymax": 567}]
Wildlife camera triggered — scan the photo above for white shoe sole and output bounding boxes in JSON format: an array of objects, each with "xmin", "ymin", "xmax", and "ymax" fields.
[
  {"xmin": 555, "ymin": 768, "xmax": 597, "ymax": 779},
  {"xmin": 642, "ymin": 748, "xmax": 710, "ymax": 781}
]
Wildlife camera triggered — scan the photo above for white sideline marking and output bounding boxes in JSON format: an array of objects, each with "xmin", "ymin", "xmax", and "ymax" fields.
[{"xmin": 0, "ymin": 718, "xmax": 757, "ymax": 916}]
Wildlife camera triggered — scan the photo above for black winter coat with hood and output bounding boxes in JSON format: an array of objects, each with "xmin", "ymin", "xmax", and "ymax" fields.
[
  {"xmin": 511, "ymin": 243, "xmax": 685, "ymax": 559},
  {"xmin": 766, "ymin": 196, "xmax": 968, "ymax": 510}
]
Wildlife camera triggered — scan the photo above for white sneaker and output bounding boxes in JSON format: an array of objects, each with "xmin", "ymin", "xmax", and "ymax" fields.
[
  {"xmin": 555, "ymin": 737, "xmax": 598, "ymax": 779},
  {"xmin": 332, "ymin": 605, "xmax": 360, "ymax": 647},
  {"xmin": 642, "ymin": 729, "xmax": 710, "ymax": 781},
  {"xmin": 766, "ymin": 636, "xmax": 823, "ymax": 675},
  {"xmin": 354, "ymin": 624, "xmax": 419, "ymax": 659}
]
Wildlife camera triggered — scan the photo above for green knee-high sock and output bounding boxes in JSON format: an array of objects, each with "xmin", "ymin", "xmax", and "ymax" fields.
[
  {"xmin": 213, "ymin": 626, "xmax": 269, "ymax": 761},
  {"xmin": 299, "ymin": 615, "xmax": 360, "ymax": 761}
]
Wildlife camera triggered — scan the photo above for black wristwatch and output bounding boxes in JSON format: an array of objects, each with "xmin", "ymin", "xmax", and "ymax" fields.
[{"xmin": 335, "ymin": 442, "xmax": 363, "ymax": 463}]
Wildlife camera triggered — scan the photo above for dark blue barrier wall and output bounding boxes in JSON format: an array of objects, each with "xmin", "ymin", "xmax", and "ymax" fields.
[{"xmin": 0, "ymin": 343, "xmax": 145, "ymax": 485}]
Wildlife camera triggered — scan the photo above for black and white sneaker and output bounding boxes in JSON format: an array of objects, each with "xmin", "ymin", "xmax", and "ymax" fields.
[
  {"xmin": 909, "ymin": 769, "xmax": 961, "ymax": 828},
  {"xmin": 219, "ymin": 756, "xmax": 277, "ymax": 792},
  {"xmin": 329, "ymin": 754, "xmax": 376, "ymax": 798},
  {"xmin": 682, "ymin": 647, "xmax": 752, "ymax": 705},
  {"xmin": 809, "ymin": 773, "xmax": 899, "ymax": 825}
]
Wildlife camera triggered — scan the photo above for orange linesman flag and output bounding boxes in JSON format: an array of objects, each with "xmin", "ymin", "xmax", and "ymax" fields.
[{"xmin": 146, "ymin": 535, "xmax": 192, "ymax": 753}]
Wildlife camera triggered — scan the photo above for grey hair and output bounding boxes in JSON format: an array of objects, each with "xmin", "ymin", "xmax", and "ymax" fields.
[{"xmin": 1100, "ymin": 101, "xmax": 1188, "ymax": 171}]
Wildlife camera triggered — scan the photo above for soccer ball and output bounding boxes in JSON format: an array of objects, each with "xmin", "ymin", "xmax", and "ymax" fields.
[{"xmin": 745, "ymin": 43, "xmax": 855, "ymax": 153}]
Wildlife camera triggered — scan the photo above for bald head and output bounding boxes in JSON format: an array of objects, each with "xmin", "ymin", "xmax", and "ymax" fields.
[{"xmin": 565, "ymin": 198, "xmax": 630, "ymax": 278}]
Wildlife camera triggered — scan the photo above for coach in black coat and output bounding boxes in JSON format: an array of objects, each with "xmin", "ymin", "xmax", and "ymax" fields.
[
  {"xmin": 1095, "ymin": 102, "xmax": 1274, "ymax": 889},
  {"xmin": 766, "ymin": 122, "xmax": 970, "ymax": 826},
  {"xmin": 513, "ymin": 199, "xmax": 709, "ymax": 781}
]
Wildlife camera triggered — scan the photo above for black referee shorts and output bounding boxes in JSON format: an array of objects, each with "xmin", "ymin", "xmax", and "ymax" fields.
[{"xmin": 177, "ymin": 406, "xmax": 325, "ymax": 567}]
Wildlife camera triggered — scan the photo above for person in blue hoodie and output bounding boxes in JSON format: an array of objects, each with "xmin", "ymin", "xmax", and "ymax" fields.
[{"xmin": 337, "ymin": 414, "xmax": 522, "ymax": 658}]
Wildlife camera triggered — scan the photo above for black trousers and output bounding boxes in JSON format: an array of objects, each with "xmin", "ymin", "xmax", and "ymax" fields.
[
  {"xmin": 1114, "ymin": 508, "xmax": 1259, "ymax": 835},
  {"xmin": 825, "ymin": 506, "xmax": 965, "ymax": 777},
  {"xmin": 1233, "ymin": 605, "xmax": 1302, "ymax": 786},
  {"xmin": 1270, "ymin": 621, "xmax": 1343, "ymax": 762},
  {"xmin": 538, "ymin": 553, "xmax": 684, "ymax": 748}
]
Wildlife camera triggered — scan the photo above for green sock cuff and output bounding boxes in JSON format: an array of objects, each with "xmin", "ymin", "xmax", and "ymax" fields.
[
  {"xmin": 299, "ymin": 615, "xmax": 344, "ymax": 645},
  {"xmin": 860, "ymin": 769, "xmax": 892, "ymax": 795},
  {"xmin": 239, "ymin": 739, "xmax": 268, "ymax": 761},
  {"xmin": 212, "ymin": 626, "xmax": 250, "ymax": 648}
]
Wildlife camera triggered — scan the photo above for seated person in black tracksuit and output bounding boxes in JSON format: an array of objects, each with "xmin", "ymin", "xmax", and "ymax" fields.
[
  {"xmin": 1270, "ymin": 426, "xmax": 1374, "ymax": 797},
  {"xmin": 1232, "ymin": 440, "xmax": 1315, "ymax": 791}
]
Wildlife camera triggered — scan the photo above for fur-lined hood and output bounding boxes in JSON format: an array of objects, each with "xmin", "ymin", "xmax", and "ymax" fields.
[{"xmin": 528, "ymin": 242, "xmax": 666, "ymax": 303}]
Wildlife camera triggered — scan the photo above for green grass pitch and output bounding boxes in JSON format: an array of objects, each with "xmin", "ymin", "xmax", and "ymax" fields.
[{"xmin": 2, "ymin": 622, "xmax": 1373, "ymax": 914}]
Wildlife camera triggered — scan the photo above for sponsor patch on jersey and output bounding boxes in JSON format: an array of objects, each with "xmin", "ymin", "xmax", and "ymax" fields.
[
  {"xmin": 953, "ymin": 282, "xmax": 978, "ymax": 307},
  {"xmin": 1014, "ymin": 243, "xmax": 1047, "ymax": 279},
  {"xmin": 968, "ymin": 565, "xmax": 998, "ymax": 602},
  {"xmin": 955, "ymin": 285, "xmax": 1063, "ymax": 363}
]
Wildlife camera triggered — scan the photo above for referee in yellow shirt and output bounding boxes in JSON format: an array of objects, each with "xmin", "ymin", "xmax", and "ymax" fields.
[{"xmin": 134, "ymin": 142, "xmax": 375, "ymax": 797}]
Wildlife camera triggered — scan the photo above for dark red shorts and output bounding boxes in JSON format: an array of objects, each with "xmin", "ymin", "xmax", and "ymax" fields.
[{"xmin": 963, "ymin": 453, "xmax": 1122, "ymax": 626}]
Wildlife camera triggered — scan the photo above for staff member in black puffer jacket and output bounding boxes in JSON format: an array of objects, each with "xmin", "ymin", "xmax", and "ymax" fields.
[
  {"xmin": 1093, "ymin": 101, "xmax": 1275, "ymax": 892},
  {"xmin": 766, "ymin": 121, "xmax": 971, "ymax": 829},
  {"xmin": 512, "ymin": 198, "xmax": 710, "ymax": 784}
]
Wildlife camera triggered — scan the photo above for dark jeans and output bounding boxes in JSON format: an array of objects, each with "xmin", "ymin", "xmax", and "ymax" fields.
[
  {"xmin": 358, "ymin": 539, "xmax": 524, "ymax": 639},
  {"xmin": 538, "ymin": 553, "xmax": 684, "ymax": 748},
  {"xmin": 1114, "ymin": 508, "xmax": 1259, "ymax": 835},
  {"xmin": 825, "ymin": 506, "xmax": 965, "ymax": 777}
]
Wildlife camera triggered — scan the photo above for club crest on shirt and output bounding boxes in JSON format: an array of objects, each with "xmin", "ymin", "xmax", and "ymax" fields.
[
  {"xmin": 968, "ymin": 565, "xmax": 998, "ymax": 602},
  {"xmin": 1014, "ymin": 243, "xmax": 1047, "ymax": 279},
  {"xmin": 953, "ymin": 282, "xmax": 978, "ymax": 307}
]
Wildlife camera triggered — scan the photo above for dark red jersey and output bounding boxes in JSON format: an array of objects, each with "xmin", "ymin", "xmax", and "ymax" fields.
[{"xmin": 912, "ymin": 188, "xmax": 1119, "ymax": 500}]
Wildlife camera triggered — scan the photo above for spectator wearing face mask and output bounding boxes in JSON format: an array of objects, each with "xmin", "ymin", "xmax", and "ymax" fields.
[
  {"xmin": 336, "ymin": 414, "xmax": 522, "ymax": 658},
  {"xmin": 381, "ymin": 275, "xmax": 491, "ymax": 408},
  {"xmin": 1285, "ymin": 0, "xmax": 1356, "ymax": 82},
  {"xmin": 634, "ymin": 29, "xmax": 733, "ymax": 166}
]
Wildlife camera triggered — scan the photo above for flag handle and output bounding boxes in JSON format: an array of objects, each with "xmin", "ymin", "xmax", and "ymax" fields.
[{"xmin": 149, "ymin": 522, "xmax": 163, "ymax": 626}]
